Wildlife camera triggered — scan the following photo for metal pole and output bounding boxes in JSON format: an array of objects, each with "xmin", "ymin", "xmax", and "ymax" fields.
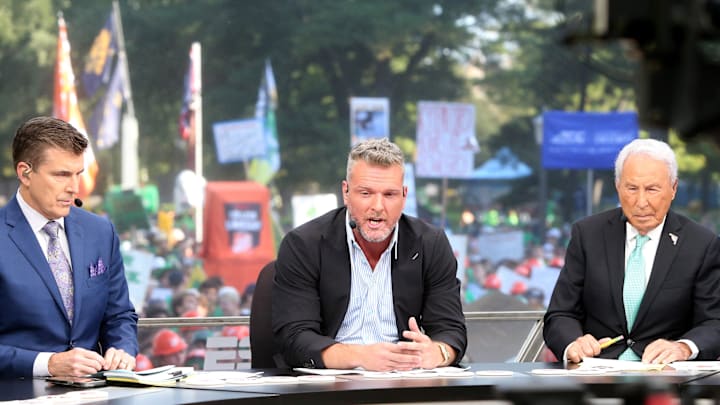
[
  {"xmin": 539, "ymin": 168, "xmax": 547, "ymax": 244},
  {"xmin": 586, "ymin": 169, "xmax": 594, "ymax": 217},
  {"xmin": 440, "ymin": 177, "xmax": 448, "ymax": 229},
  {"xmin": 192, "ymin": 42, "xmax": 203, "ymax": 243},
  {"xmin": 533, "ymin": 114, "xmax": 547, "ymax": 244},
  {"xmin": 112, "ymin": 0, "xmax": 139, "ymax": 190}
]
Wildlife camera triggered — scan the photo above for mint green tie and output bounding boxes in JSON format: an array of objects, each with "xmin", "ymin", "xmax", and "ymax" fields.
[{"xmin": 619, "ymin": 234, "xmax": 650, "ymax": 361}]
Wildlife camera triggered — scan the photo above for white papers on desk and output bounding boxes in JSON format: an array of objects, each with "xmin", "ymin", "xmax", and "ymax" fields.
[
  {"xmin": 293, "ymin": 368, "xmax": 364, "ymax": 376},
  {"xmin": 180, "ymin": 371, "xmax": 338, "ymax": 387},
  {"xmin": 670, "ymin": 361, "xmax": 720, "ymax": 371},
  {"xmin": 294, "ymin": 366, "xmax": 473, "ymax": 379},
  {"xmin": 578, "ymin": 357, "xmax": 664, "ymax": 372}
]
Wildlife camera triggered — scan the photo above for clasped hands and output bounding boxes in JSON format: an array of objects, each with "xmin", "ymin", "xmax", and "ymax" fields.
[
  {"xmin": 566, "ymin": 334, "xmax": 691, "ymax": 365},
  {"xmin": 49, "ymin": 347, "xmax": 135, "ymax": 377},
  {"xmin": 360, "ymin": 316, "xmax": 446, "ymax": 372}
]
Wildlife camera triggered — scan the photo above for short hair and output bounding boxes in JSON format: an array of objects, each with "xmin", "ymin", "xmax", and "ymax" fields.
[
  {"xmin": 12, "ymin": 116, "xmax": 88, "ymax": 170},
  {"xmin": 218, "ymin": 286, "xmax": 240, "ymax": 303},
  {"xmin": 346, "ymin": 138, "xmax": 404, "ymax": 181},
  {"xmin": 614, "ymin": 138, "xmax": 678, "ymax": 185},
  {"xmin": 199, "ymin": 276, "xmax": 224, "ymax": 292}
]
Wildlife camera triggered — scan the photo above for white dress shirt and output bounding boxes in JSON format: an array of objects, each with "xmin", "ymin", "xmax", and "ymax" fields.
[{"xmin": 16, "ymin": 191, "xmax": 73, "ymax": 376}]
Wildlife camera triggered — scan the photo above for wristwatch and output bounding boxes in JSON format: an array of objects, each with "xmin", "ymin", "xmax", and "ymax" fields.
[{"xmin": 437, "ymin": 343, "xmax": 450, "ymax": 366}]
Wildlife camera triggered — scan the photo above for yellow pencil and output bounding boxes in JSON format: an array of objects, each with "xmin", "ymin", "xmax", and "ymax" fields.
[{"xmin": 600, "ymin": 335, "xmax": 624, "ymax": 349}]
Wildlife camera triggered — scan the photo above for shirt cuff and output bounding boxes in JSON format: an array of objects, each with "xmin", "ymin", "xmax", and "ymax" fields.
[
  {"xmin": 33, "ymin": 352, "xmax": 52, "ymax": 377},
  {"xmin": 562, "ymin": 342, "xmax": 573, "ymax": 367},
  {"xmin": 677, "ymin": 339, "xmax": 699, "ymax": 360}
]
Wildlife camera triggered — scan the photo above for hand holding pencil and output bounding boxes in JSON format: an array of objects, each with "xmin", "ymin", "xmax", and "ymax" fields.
[
  {"xmin": 599, "ymin": 335, "xmax": 624, "ymax": 350},
  {"xmin": 566, "ymin": 334, "xmax": 625, "ymax": 363}
]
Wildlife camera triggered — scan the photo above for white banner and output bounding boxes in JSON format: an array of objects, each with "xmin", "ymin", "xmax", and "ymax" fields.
[
  {"xmin": 122, "ymin": 248, "xmax": 155, "ymax": 310},
  {"xmin": 415, "ymin": 101, "xmax": 476, "ymax": 178},
  {"xmin": 291, "ymin": 194, "xmax": 339, "ymax": 228},
  {"xmin": 403, "ymin": 163, "xmax": 418, "ymax": 218},
  {"xmin": 475, "ymin": 230, "xmax": 524, "ymax": 264},
  {"xmin": 446, "ymin": 233, "xmax": 468, "ymax": 283}
]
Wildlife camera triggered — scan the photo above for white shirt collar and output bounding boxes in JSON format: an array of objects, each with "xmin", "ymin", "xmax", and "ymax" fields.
[
  {"xmin": 625, "ymin": 215, "xmax": 666, "ymax": 244},
  {"xmin": 16, "ymin": 190, "xmax": 66, "ymax": 233}
]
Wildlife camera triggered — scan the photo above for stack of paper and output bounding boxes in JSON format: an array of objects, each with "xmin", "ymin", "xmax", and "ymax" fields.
[
  {"xmin": 670, "ymin": 361, "xmax": 720, "ymax": 371},
  {"xmin": 294, "ymin": 366, "xmax": 473, "ymax": 379},
  {"xmin": 92, "ymin": 365, "xmax": 194, "ymax": 387},
  {"xmin": 577, "ymin": 357, "xmax": 665, "ymax": 372}
]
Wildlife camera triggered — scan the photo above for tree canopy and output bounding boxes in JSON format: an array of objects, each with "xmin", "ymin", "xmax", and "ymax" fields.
[{"xmin": 1, "ymin": 0, "xmax": 717, "ymax": 226}]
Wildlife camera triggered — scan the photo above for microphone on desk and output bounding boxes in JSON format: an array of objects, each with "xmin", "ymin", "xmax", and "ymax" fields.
[
  {"xmin": 74, "ymin": 198, "xmax": 83, "ymax": 208},
  {"xmin": 349, "ymin": 220, "xmax": 357, "ymax": 229}
]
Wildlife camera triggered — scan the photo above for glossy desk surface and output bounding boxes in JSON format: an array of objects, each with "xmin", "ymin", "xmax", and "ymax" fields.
[{"xmin": 3, "ymin": 362, "xmax": 719, "ymax": 404}]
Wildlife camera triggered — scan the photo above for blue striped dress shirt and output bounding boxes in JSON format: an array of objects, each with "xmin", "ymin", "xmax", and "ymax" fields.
[{"xmin": 336, "ymin": 218, "xmax": 399, "ymax": 344}]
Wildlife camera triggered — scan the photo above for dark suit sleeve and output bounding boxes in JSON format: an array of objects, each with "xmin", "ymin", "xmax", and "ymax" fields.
[
  {"xmin": 419, "ymin": 228, "xmax": 467, "ymax": 363},
  {"xmin": 272, "ymin": 230, "xmax": 338, "ymax": 368},
  {"xmin": 98, "ymin": 222, "xmax": 138, "ymax": 356},
  {"xmin": 543, "ymin": 221, "xmax": 587, "ymax": 360},
  {"xmin": 679, "ymin": 232, "xmax": 720, "ymax": 359}
]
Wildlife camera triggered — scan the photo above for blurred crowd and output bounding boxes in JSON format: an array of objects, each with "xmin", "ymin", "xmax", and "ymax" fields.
[
  {"xmin": 112, "ymin": 211, "xmax": 256, "ymax": 371},
  {"xmin": 455, "ymin": 204, "xmax": 569, "ymax": 313},
  {"xmin": 118, "ymin": 201, "xmax": 574, "ymax": 370}
]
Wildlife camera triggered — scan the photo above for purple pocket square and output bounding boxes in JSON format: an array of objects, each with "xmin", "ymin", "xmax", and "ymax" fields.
[{"xmin": 89, "ymin": 258, "xmax": 107, "ymax": 278}]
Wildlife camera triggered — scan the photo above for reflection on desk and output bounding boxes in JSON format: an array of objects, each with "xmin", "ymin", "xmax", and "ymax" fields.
[{"xmin": 0, "ymin": 363, "xmax": 718, "ymax": 404}]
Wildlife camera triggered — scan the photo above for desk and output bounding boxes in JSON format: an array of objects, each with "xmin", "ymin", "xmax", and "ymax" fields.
[
  {"xmin": 3, "ymin": 363, "xmax": 719, "ymax": 404},
  {"xmin": 228, "ymin": 362, "xmax": 708, "ymax": 403},
  {"xmin": 0, "ymin": 378, "xmax": 275, "ymax": 404}
]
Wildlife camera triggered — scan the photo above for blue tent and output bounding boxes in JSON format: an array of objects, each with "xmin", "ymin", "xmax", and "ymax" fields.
[{"xmin": 465, "ymin": 147, "xmax": 532, "ymax": 180}]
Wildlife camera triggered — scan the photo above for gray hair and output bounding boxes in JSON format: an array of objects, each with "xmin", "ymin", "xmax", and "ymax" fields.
[
  {"xmin": 217, "ymin": 286, "xmax": 239, "ymax": 303},
  {"xmin": 614, "ymin": 138, "xmax": 678, "ymax": 185},
  {"xmin": 346, "ymin": 138, "xmax": 404, "ymax": 181}
]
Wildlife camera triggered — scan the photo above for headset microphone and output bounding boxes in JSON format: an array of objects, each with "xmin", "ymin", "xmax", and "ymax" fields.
[
  {"xmin": 349, "ymin": 220, "xmax": 357, "ymax": 229},
  {"xmin": 74, "ymin": 198, "xmax": 83, "ymax": 208}
]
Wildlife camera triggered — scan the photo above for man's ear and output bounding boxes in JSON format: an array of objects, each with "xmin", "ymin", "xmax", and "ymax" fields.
[{"xmin": 17, "ymin": 162, "xmax": 32, "ymax": 180}]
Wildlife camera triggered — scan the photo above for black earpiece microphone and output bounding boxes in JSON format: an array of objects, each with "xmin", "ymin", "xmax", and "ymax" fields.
[
  {"xmin": 349, "ymin": 220, "xmax": 357, "ymax": 229},
  {"xmin": 74, "ymin": 198, "xmax": 83, "ymax": 207}
]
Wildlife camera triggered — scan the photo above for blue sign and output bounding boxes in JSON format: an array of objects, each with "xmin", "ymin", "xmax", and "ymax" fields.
[{"xmin": 542, "ymin": 111, "xmax": 638, "ymax": 169}]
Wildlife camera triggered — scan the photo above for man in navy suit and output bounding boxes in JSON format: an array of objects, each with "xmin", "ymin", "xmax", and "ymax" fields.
[
  {"xmin": 544, "ymin": 138, "xmax": 720, "ymax": 364},
  {"xmin": 0, "ymin": 117, "xmax": 138, "ymax": 378}
]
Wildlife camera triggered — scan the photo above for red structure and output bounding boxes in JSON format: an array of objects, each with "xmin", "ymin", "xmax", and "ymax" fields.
[{"xmin": 201, "ymin": 181, "xmax": 275, "ymax": 294}]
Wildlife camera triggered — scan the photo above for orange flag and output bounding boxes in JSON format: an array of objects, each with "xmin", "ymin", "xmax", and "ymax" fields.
[{"xmin": 53, "ymin": 15, "xmax": 98, "ymax": 200}]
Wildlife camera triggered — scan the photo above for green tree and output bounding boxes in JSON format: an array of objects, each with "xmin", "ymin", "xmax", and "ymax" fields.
[{"xmin": 472, "ymin": 0, "xmax": 639, "ymax": 223}]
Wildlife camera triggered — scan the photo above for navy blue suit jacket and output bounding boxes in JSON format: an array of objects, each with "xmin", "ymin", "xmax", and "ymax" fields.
[{"xmin": 0, "ymin": 197, "xmax": 138, "ymax": 377}]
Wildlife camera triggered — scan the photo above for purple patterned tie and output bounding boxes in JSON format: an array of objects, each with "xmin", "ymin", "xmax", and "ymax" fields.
[{"xmin": 43, "ymin": 221, "xmax": 73, "ymax": 323}]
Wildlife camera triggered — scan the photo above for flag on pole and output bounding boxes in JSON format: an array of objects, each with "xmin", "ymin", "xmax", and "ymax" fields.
[
  {"xmin": 54, "ymin": 15, "xmax": 98, "ymax": 199},
  {"xmin": 248, "ymin": 59, "xmax": 280, "ymax": 185},
  {"xmin": 179, "ymin": 43, "xmax": 201, "ymax": 170},
  {"xmin": 82, "ymin": 11, "xmax": 117, "ymax": 97},
  {"xmin": 89, "ymin": 63, "xmax": 123, "ymax": 150}
]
